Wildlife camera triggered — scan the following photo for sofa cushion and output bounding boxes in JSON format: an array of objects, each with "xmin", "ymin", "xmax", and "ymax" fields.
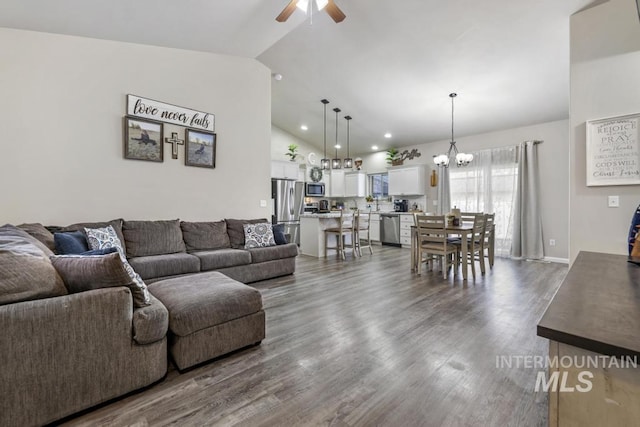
[
  {"xmin": 243, "ymin": 223, "xmax": 276, "ymax": 249},
  {"xmin": 53, "ymin": 231, "xmax": 89, "ymax": 254},
  {"xmin": 0, "ymin": 224, "xmax": 67, "ymax": 305},
  {"xmin": 180, "ymin": 221, "xmax": 230, "ymax": 251},
  {"xmin": 17, "ymin": 223, "xmax": 56, "ymax": 253},
  {"xmin": 84, "ymin": 225, "xmax": 151, "ymax": 307},
  {"xmin": 225, "ymin": 218, "xmax": 269, "ymax": 249},
  {"xmin": 191, "ymin": 248, "xmax": 251, "ymax": 271},
  {"xmin": 60, "ymin": 219, "xmax": 126, "ymax": 254},
  {"xmin": 123, "ymin": 219, "xmax": 186, "ymax": 258},
  {"xmin": 127, "ymin": 253, "xmax": 200, "ymax": 280},
  {"xmin": 272, "ymin": 223, "xmax": 288, "ymax": 245},
  {"xmin": 132, "ymin": 294, "xmax": 169, "ymax": 345},
  {"xmin": 248, "ymin": 243, "xmax": 299, "ymax": 264},
  {"xmin": 148, "ymin": 271, "xmax": 263, "ymax": 336},
  {"xmin": 50, "ymin": 252, "xmax": 134, "ymax": 293}
]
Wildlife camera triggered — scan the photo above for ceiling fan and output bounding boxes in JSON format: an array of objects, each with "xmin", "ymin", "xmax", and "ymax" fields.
[{"xmin": 276, "ymin": 0, "xmax": 346, "ymax": 23}]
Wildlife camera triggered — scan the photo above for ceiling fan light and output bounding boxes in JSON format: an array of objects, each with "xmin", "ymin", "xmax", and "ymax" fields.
[
  {"xmin": 315, "ymin": 0, "xmax": 328, "ymax": 10},
  {"xmin": 296, "ymin": 0, "xmax": 309, "ymax": 13}
]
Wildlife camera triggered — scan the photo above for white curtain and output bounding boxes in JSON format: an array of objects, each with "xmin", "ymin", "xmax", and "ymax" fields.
[
  {"xmin": 449, "ymin": 146, "xmax": 518, "ymax": 257},
  {"xmin": 511, "ymin": 141, "xmax": 544, "ymax": 260},
  {"xmin": 436, "ymin": 166, "xmax": 450, "ymax": 215}
]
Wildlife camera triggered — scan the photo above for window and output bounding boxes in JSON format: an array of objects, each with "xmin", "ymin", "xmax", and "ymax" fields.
[
  {"xmin": 369, "ymin": 173, "xmax": 388, "ymax": 198},
  {"xmin": 449, "ymin": 146, "xmax": 518, "ymax": 257}
]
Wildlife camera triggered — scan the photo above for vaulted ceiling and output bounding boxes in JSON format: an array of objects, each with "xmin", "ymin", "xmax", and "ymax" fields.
[{"xmin": 0, "ymin": 0, "xmax": 597, "ymax": 154}]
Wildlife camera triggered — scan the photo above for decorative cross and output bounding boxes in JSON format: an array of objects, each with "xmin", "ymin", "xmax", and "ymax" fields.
[{"xmin": 164, "ymin": 132, "xmax": 184, "ymax": 159}]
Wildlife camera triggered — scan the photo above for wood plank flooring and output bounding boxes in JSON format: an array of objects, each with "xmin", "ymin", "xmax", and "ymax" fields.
[{"xmin": 62, "ymin": 246, "xmax": 567, "ymax": 427}]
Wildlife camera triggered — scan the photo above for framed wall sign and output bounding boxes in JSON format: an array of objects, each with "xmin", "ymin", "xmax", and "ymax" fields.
[
  {"xmin": 127, "ymin": 94, "xmax": 215, "ymax": 132},
  {"xmin": 586, "ymin": 113, "xmax": 640, "ymax": 186}
]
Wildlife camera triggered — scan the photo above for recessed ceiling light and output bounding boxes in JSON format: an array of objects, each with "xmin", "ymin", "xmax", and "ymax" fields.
[
  {"xmin": 372, "ymin": 145, "xmax": 378, "ymax": 150},
  {"xmin": 273, "ymin": 73, "xmax": 283, "ymax": 81},
  {"xmin": 384, "ymin": 133, "xmax": 392, "ymax": 138},
  {"xmin": 335, "ymin": 144, "xmax": 341, "ymax": 149},
  {"xmin": 300, "ymin": 125, "xmax": 308, "ymax": 131}
]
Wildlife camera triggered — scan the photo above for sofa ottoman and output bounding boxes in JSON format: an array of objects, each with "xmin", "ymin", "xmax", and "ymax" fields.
[{"xmin": 147, "ymin": 271, "xmax": 265, "ymax": 370}]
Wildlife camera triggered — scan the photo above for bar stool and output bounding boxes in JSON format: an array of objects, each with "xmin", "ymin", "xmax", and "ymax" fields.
[
  {"xmin": 357, "ymin": 210, "xmax": 373, "ymax": 256},
  {"xmin": 323, "ymin": 210, "xmax": 355, "ymax": 260}
]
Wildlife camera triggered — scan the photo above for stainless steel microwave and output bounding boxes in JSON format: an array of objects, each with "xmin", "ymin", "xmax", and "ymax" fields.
[{"xmin": 305, "ymin": 182, "xmax": 325, "ymax": 197}]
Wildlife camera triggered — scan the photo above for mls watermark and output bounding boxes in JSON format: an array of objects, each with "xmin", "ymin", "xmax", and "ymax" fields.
[{"xmin": 496, "ymin": 354, "xmax": 638, "ymax": 393}]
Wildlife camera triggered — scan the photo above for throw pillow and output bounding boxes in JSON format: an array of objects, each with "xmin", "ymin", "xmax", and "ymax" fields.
[
  {"xmin": 122, "ymin": 219, "xmax": 186, "ymax": 258},
  {"xmin": 180, "ymin": 221, "xmax": 231, "ymax": 251},
  {"xmin": 84, "ymin": 226, "xmax": 151, "ymax": 307},
  {"xmin": 0, "ymin": 224, "xmax": 67, "ymax": 305},
  {"xmin": 243, "ymin": 222, "xmax": 276, "ymax": 249},
  {"xmin": 226, "ymin": 218, "xmax": 269, "ymax": 249},
  {"xmin": 50, "ymin": 252, "xmax": 134, "ymax": 295},
  {"xmin": 54, "ymin": 231, "xmax": 90, "ymax": 254},
  {"xmin": 272, "ymin": 223, "xmax": 288, "ymax": 245},
  {"xmin": 17, "ymin": 223, "xmax": 56, "ymax": 253},
  {"xmin": 60, "ymin": 219, "xmax": 127, "ymax": 254}
]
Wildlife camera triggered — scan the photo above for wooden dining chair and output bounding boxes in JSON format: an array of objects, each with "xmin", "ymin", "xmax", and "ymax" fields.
[
  {"xmin": 324, "ymin": 210, "xmax": 355, "ymax": 260},
  {"xmin": 483, "ymin": 213, "xmax": 495, "ymax": 268},
  {"xmin": 453, "ymin": 213, "xmax": 486, "ymax": 279},
  {"xmin": 415, "ymin": 215, "xmax": 458, "ymax": 279},
  {"xmin": 357, "ymin": 210, "xmax": 373, "ymax": 256}
]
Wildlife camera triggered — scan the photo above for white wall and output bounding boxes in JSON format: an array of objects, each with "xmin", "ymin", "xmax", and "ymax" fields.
[
  {"xmin": 271, "ymin": 125, "xmax": 317, "ymax": 163},
  {"xmin": 569, "ymin": 0, "xmax": 640, "ymax": 262},
  {"xmin": 355, "ymin": 119, "xmax": 570, "ymax": 260},
  {"xmin": 0, "ymin": 28, "xmax": 272, "ymax": 225}
]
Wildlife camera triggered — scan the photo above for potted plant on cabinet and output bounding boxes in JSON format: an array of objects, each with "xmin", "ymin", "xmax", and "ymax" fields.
[
  {"xmin": 386, "ymin": 148, "xmax": 402, "ymax": 166},
  {"xmin": 285, "ymin": 144, "xmax": 299, "ymax": 162}
]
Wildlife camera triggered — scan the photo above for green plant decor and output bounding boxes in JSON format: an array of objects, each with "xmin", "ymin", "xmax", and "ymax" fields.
[
  {"xmin": 386, "ymin": 148, "xmax": 400, "ymax": 165},
  {"xmin": 365, "ymin": 195, "xmax": 374, "ymax": 202},
  {"xmin": 285, "ymin": 144, "xmax": 299, "ymax": 162}
]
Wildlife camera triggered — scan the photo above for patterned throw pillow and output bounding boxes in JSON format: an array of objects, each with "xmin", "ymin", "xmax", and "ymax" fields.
[
  {"xmin": 243, "ymin": 223, "xmax": 276, "ymax": 249},
  {"xmin": 84, "ymin": 225, "xmax": 151, "ymax": 307}
]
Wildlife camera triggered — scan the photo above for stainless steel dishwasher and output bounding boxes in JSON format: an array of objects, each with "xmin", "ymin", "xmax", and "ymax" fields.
[{"xmin": 380, "ymin": 213, "xmax": 401, "ymax": 246}]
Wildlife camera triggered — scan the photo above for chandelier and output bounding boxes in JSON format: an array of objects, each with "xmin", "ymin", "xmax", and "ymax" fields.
[{"xmin": 433, "ymin": 93, "xmax": 473, "ymax": 167}]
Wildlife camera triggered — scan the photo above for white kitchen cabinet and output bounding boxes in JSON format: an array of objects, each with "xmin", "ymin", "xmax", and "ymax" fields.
[
  {"xmin": 271, "ymin": 160, "xmax": 300, "ymax": 180},
  {"xmin": 369, "ymin": 213, "xmax": 381, "ymax": 242},
  {"xmin": 344, "ymin": 171, "xmax": 366, "ymax": 197},
  {"xmin": 388, "ymin": 165, "xmax": 426, "ymax": 196},
  {"xmin": 321, "ymin": 173, "xmax": 331, "ymax": 197},
  {"xmin": 400, "ymin": 214, "xmax": 415, "ymax": 247},
  {"xmin": 330, "ymin": 170, "xmax": 345, "ymax": 197}
]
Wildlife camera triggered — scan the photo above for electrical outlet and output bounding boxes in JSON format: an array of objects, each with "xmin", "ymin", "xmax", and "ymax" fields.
[
  {"xmin": 260, "ymin": 200, "xmax": 267, "ymax": 207},
  {"xmin": 549, "ymin": 239, "xmax": 556, "ymax": 247},
  {"xmin": 608, "ymin": 196, "xmax": 619, "ymax": 208}
]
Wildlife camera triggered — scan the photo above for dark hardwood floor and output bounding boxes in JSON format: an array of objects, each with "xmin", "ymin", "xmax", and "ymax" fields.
[{"xmin": 63, "ymin": 246, "xmax": 567, "ymax": 427}]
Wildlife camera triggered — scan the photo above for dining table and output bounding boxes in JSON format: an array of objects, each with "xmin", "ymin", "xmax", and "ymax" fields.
[{"xmin": 410, "ymin": 222, "xmax": 495, "ymax": 280}]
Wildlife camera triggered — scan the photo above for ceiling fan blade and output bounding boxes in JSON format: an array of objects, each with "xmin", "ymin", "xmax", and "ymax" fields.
[
  {"xmin": 276, "ymin": 0, "xmax": 298, "ymax": 22},
  {"xmin": 325, "ymin": 0, "xmax": 346, "ymax": 23}
]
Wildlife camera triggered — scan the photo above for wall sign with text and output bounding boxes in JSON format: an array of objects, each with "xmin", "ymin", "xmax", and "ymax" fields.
[
  {"xmin": 127, "ymin": 94, "xmax": 215, "ymax": 132},
  {"xmin": 586, "ymin": 113, "xmax": 640, "ymax": 186}
]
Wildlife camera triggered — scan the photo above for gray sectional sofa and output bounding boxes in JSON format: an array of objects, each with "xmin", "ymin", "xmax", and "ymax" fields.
[{"xmin": 0, "ymin": 218, "xmax": 297, "ymax": 427}]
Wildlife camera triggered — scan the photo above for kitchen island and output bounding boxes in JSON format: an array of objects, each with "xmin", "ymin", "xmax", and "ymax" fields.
[{"xmin": 300, "ymin": 212, "xmax": 354, "ymax": 257}]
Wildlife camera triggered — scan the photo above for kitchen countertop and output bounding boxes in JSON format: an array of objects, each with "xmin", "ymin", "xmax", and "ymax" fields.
[{"xmin": 537, "ymin": 251, "xmax": 640, "ymax": 358}]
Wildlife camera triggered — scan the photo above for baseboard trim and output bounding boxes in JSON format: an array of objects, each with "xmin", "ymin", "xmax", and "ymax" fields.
[{"xmin": 544, "ymin": 256, "xmax": 569, "ymax": 264}]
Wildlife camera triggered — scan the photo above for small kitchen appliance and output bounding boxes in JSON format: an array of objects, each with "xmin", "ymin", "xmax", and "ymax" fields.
[
  {"xmin": 318, "ymin": 199, "xmax": 330, "ymax": 212},
  {"xmin": 305, "ymin": 182, "xmax": 325, "ymax": 197},
  {"xmin": 394, "ymin": 199, "xmax": 409, "ymax": 212}
]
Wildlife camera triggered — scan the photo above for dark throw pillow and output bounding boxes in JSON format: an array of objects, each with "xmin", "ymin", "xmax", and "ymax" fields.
[
  {"xmin": 54, "ymin": 231, "xmax": 90, "ymax": 254},
  {"xmin": 272, "ymin": 223, "xmax": 288, "ymax": 245}
]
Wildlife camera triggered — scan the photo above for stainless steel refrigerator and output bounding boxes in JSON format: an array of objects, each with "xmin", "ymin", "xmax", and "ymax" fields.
[{"xmin": 271, "ymin": 179, "xmax": 304, "ymax": 245}]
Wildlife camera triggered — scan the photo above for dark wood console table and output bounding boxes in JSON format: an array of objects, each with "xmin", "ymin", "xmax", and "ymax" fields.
[{"xmin": 537, "ymin": 251, "xmax": 640, "ymax": 426}]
